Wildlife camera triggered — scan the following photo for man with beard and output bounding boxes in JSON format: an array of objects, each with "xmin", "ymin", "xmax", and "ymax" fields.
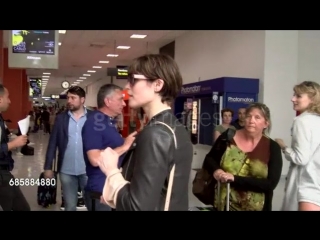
[{"xmin": 43, "ymin": 86, "xmax": 94, "ymax": 211}]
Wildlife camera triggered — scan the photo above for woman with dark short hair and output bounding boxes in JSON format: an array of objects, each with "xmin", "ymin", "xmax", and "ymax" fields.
[{"xmin": 98, "ymin": 54, "xmax": 193, "ymax": 211}]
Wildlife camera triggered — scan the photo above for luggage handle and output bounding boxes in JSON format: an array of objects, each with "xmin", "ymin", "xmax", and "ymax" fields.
[{"xmin": 217, "ymin": 180, "xmax": 231, "ymax": 211}]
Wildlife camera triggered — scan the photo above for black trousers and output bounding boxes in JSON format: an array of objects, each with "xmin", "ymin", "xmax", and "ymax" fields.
[{"xmin": 0, "ymin": 170, "xmax": 30, "ymax": 211}]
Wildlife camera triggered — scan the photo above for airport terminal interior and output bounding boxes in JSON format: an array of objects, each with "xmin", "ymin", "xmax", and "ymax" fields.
[{"xmin": 1, "ymin": 30, "xmax": 317, "ymax": 211}]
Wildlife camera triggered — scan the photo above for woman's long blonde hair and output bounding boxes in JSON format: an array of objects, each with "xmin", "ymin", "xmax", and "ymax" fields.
[{"xmin": 294, "ymin": 81, "xmax": 320, "ymax": 115}]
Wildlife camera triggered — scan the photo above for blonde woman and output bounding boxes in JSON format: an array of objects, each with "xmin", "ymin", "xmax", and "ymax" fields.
[{"xmin": 276, "ymin": 81, "xmax": 320, "ymax": 211}]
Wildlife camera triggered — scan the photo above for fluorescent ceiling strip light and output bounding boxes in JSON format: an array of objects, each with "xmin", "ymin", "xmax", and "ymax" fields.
[
  {"xmin": 107, "ymin": 54, "xmax": 118, "ymax": 57},
  {"xmin": 117, "ymin": 46, "xmax": 130, "ymax": 49},
  {"xmin": 130, "ymin": 34, "xmax": 147, "ymax": 38},
  {"xmin": 99, "ymin": 61, "xmax": 109, "ymax": 63}
]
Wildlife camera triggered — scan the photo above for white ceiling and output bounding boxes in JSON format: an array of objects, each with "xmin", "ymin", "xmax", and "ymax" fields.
[{"xmin": 2, "ymin": 30, "xmax": 187, "ymax": 96}]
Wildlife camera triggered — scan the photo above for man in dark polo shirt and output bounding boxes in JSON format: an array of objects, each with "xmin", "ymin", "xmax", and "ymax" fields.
[
  {"xmin": 0, "ymin": 84, "xmax": 30, "ymax": 211},
  {"xmin": 82, "ymin": 84, "xmax": 136, "ymax": 211}
]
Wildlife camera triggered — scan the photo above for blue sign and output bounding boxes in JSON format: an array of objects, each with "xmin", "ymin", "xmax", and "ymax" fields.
[
  {"xmin": 225, "ymin": 92, "xmax": 257, "ymax": 121},
  {"xmin": 178, "ymin": 77, "xmax": 259, "ymax": 97}
]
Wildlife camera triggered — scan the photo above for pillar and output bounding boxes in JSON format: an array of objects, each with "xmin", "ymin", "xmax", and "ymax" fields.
[
  {"xmin": 2, "ymin": 47, "xmax": 31, "ymax": 129},
  {"xmin": 262, "ymin": 30, "xmax": 299, "ymax": 176},
  {"xmin": 0, "ymin": 30, "xmax": 3, "ymax": 83}
]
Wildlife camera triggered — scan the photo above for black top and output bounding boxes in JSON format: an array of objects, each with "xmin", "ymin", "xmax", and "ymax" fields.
[{"xmin": 203, "ymin": 129, "xmax": 283, "ymax": 211}]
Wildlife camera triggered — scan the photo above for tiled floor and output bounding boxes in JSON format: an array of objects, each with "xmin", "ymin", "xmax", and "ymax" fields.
[{"xmin": 11, "ymin": 131, "xmax": 286, "ymax": 211}]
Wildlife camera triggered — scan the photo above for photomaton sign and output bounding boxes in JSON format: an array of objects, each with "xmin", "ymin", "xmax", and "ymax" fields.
[{"xmin": 225, "ymin": 92, "xmax": 257, "ymax": 121}]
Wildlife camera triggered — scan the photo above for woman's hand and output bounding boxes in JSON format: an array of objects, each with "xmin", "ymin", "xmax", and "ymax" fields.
[
  {"xmin": 219, "ymin": 172, "xmax": 234, "ymax": 183},
  {"xmin": 213, "ymin": 169, "xmax": 234, "ymax": 182},
  {"xmin": 275, "ymin": 138, "xmax": 286, "ymax": 149},
  {"xmin": 213, "ymin": 169, "xmax": 225, "ymax": 181},
  {"xmin": 98, "ymin": 147, "xmax": 120, "ymax": 176}
]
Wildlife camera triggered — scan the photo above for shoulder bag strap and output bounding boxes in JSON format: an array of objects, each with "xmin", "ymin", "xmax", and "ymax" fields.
[{"xmin": 154, "ymin": 121, "xmax": 177, "ymax": 211}]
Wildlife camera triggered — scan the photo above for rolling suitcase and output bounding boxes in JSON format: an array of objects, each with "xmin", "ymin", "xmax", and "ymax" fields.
[
  {"xmin": 216, "ymin": 181, "xmax": 231, "ymax": 211},
  {"xmin": 37, "ymin": 158, "xmax": 58, "ymax": 208}
]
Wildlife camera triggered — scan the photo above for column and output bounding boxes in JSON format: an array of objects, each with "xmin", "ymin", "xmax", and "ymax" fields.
[
  {"xmin": 2, "ymin": 48, "xmax": 31, "ymax": 129},
  {"xmin": 262, "ymin": 30, "xmax": 299, "ymax": 176},
  {"xmin": 0, "ymin": 30, "xmax": 3, "ymax": 83}
]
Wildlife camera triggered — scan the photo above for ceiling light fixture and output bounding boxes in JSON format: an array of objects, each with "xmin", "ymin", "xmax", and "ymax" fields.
[
  {"xmin": 42, "ymin": 76, "xmax": 50, "ymax": 78},
  {"xmin": 83, "ymin": 74, "xmax": 91, "ymax": 76},
  {"xmin": 43, "ymin": 73, "xmax": 51, "ymax": 75},
  {"xmin": 107, "ymin": 54, "xmax": 118, "ymax": 57},
  {"xmin": 87, "ymin": 70, "xmax": 96, "ymax": 73},
  {"xmin": 117, "ymin": 46, "xmax": 130, "ymax": 49},
  {"xmin": 130, "ymin": 34, "xmax": 147, "ymax": 39},
  {"xmin": 77, "ymin": 80, "xmax": 83, "ymax": 82},
  {"xmin": 59, "ymin": 30, "xmax": 66, "ymax": 34},
  {"xmin": 99, "ymin": 61, "xmax": 109, "ymax": 63},
  {"xmin": 59, "ymin": 42, "xmax": 61, "ymax": 46},
  {"xmin": 79, "ymin": 77, "xmax": 86, "ymax": 79},
  {"xmin": 92, "ymin": 66, "xmax": 102, "ymax": 68}
]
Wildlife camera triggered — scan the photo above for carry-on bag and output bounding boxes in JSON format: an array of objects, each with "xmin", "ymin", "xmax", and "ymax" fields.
[
  {"xmin": 189, "ymin": 181, "xmax": 231, "ymax": 211},
  {"xmin": 37, "ymin": 158, "xmax": 58, "ymax": 208}
]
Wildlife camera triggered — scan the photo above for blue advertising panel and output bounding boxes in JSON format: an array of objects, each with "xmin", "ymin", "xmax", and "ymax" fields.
[
  {"xmin": 178, "ymin": 77, "xmax": 259, "ymax": 97},
  {"xmin": 174, "ymin": 77, "xmax": 259, "ymax": 146},
  {"xmin": 224, "ymin": 92, "xmax": 257, "ymax": 121},
  {"xmin": 29, "ymin": 78, "xmax": 42, "ymax": 98}
]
